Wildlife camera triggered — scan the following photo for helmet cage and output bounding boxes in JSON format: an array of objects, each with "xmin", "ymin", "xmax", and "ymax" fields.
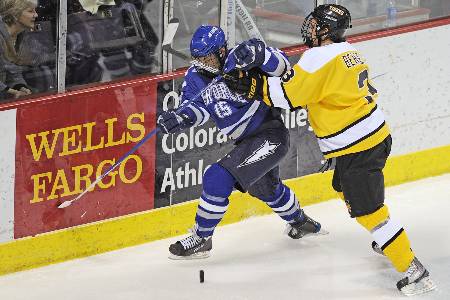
[
  {"xmin": 190, "ymin": 25, "xmax": 228, "ymax": 74},
  {"xmin": 192, "ymin": 47, "xmax": 227, "ymax": 78},
  {"xmin": 301, "ymin": 4, "xmax": 351, "ymax": 48},
  {"xmin": 192, "ymin": 52, "xmax": 223, "ymax": 77}
]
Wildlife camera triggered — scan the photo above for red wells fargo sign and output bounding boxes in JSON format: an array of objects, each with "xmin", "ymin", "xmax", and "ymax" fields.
[{"xmin": 14, "ymin": 82, "xmax": 157, "ymax": 238}]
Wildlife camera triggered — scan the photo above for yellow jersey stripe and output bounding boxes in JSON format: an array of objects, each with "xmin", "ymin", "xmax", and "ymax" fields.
[
  {"xmin": 324, "ymin": 123, "xmax": 390, "ymax": 158},
  {"xmin": 318, "ymin": 105, "xmax": 385, "ymax": 154},
  {"xmin": 322, "ymin": 121, "xmax": 386, "ymax": 156},
  {"xmin": 317, "ymin": 105, "xmax": 378, "ymax": 139}
]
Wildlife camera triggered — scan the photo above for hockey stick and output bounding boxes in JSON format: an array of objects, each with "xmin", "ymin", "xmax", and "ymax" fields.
[
  {"xmin": 162, "ymin": 44, "xmax": 190, "ymax": 61},
  {"xmin": 58, "ymin": 74, "xmax": 224, "ymax": 208},
  {"xmin": 161, "ymin": 18, "xmax": 192, "ymax": 61},
  {"xmin": 371, "ymin": 72, "xmax": 388, "ymax": 80},
  {"xmin": 235, "ymin": 0, "xmax": 266, "ymax": 43},
  {"xmin": 162, "ymin": 6, "xmax": 266, "ymax": 63},
  {"xmin": 162, "ymin": 18, "xmax": 180, "ymax": 47}
]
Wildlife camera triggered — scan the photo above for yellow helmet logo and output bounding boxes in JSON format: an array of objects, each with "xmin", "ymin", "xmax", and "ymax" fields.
[{"xmin": 329, "ymin": 5, "xmax": 345, "ymax": 16}]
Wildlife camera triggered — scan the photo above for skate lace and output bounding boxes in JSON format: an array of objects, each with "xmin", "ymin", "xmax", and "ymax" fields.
[
  {"xmin": 179, "ymin": 229, "xmax": 203, "ymax": 250},
  {"xmin": 406, "ymin": 260, "xmax": 420, "ymax": 279}
]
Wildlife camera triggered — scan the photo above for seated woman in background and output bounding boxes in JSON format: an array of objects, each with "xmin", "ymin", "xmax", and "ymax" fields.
[{"xmin": 0, "ymin": 0, "xmax": 37, "ymax": 100}]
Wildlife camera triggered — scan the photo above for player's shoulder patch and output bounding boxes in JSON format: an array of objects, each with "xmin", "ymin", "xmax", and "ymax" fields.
[{"xmin": 281, "ymin": 68, "xmax": 295, "ymax": 83}]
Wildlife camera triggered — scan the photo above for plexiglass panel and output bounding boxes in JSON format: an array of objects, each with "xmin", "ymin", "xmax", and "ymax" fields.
[
  {"xmin": 0, "ymin": 0, "xmax": 56, "ymax": 102},
  {"xmin": 233, "ymin": 0, "xmax": 314, "ymax": 47},
  {"xmin": 321, "ymin": 0, "xmax": 450, "ymax": 35},
  {"xmin": 170, "ymin": 0, "xmax": 222, "ymax": 70},
  {"xmin": 64, "ymin": 1, "xmax": 161, "ymax": 89}
]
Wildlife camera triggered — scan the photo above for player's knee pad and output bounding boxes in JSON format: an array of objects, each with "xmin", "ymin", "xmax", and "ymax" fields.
[
  {"xmin": 203, "ymin": 163, "xmax": 236, "ymax": 198},
  {"xmin": 248, "ymin": 174, "xmax": 281, "ymax": 200},
  {"xmin": 339, "ymin": 168, "xmax": 385, "ymax": 217}
]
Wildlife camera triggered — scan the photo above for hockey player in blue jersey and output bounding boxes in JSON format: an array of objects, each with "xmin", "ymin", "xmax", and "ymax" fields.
[{"xmin": 157, "ymin": 25, "xmax": 325, "ymax": 259}]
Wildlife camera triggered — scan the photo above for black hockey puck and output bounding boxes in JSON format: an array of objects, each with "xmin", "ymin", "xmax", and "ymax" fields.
[{"xmin": 199, "ymin": 270, "xmax": 204, "ymax": 283}]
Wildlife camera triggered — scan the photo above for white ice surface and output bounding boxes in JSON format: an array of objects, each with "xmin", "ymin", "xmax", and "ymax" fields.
[{"xmin": 0, "ymin": 174, "xmax": 449, "ymax": 300}]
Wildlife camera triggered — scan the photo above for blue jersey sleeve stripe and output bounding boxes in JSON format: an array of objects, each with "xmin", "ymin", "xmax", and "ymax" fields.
[
  {"xmin": 260, "ymin": 48, "xmax": 290, "ymax": 76},
  {"xmin": 180, "ymin": 103, "xmax": 209, "ymax": 127}
]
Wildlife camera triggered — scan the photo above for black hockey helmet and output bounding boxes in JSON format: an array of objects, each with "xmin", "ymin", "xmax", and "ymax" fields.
[{"xmin": 301, "ymin": 4, "xmax": 352, "ymax": 48}]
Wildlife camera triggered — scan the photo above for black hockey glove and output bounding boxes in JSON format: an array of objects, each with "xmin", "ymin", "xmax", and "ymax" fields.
[
  {"xmin": 226, "ymin": 69, "xmax": 265, "ymax": 101},
  {"xmin": 157, "ymin": 110, "xmax": 192, "ymax": 134}
]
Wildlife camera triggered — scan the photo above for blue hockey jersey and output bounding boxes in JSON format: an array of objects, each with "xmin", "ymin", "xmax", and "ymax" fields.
[{"xmin": 179, "ymin": 46, "xmax": 290, "ymax": 141}]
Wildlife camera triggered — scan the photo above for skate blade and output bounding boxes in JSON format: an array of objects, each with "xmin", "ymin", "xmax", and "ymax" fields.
[
  {"xmin": 285, "ymin": 224, "xmax": 330, "ymax": 237},
  {"xmin": 168, "ymin": 251, "xmax": 210, "ymax": 260},
  {"xmin": 302, "ymin": 229, "xmax": 329, "ymax": 237},
  {"xmin": 298, "ymin": 229, "xmax": 330, "ymax": 239},
  {"xmin": 400, "ymin": 277, "xmax": 436, "ymax": 296},
  {"xmin": 314, "ymin": 228, "xmax": 329, "ymax": 235}
]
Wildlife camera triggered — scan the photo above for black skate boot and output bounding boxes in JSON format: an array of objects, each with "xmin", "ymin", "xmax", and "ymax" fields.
[
  {"xmin": 397, "ymin": 257, "xmax": 436, "ymax": 296},
  {"xmin": 169, "ymin": 229, "xmax": 212, "ymax": 260},
  {"xmin": 285, "ymin": 211, "xmax": 327, "ymax": 239},
  {"xmin": 371, "ymin": 241, "xmax": 385, "ymax": 256}
]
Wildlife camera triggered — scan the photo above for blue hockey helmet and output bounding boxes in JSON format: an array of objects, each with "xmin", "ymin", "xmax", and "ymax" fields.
[{"xmin": 190, "ymin": 25, "xmax": 227, "ymax": 58}]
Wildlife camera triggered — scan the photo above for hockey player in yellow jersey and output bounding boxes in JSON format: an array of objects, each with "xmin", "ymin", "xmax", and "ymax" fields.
[{"xmin": 226, "ymin": 4, "xmax": 436, "ymax": 296}]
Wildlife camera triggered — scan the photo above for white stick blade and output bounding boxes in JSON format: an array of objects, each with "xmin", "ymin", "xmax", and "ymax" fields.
[
  {"xmin": 58, "ymin": 201, "xmax": 72, "ymax": 209},
  {"xmin": 162, "ymin": 18, "xmax": 180, "ymax": 46}
]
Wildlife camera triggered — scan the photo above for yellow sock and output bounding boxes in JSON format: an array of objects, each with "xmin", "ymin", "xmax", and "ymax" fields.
[{"xmin": 356, "ymin": 205, "xmax": 414, "ymax": 272}]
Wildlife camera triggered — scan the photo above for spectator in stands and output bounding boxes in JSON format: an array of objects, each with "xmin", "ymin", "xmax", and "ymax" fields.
[{"xmin": 0, "ymin": 0, "xmax": 36, "ymax": 100}]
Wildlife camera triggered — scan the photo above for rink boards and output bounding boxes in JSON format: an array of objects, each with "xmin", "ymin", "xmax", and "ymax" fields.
[{"xmin": 0, "ymin": 18, "xmax": 449, "ymax": 275}]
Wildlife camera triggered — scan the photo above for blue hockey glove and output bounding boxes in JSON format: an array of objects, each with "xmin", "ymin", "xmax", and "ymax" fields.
[
  {"xmin": 157, "ymin": 110, "xmax": 191, "ymax": 134},
  {"xmin": 233, "ymin": 38, "xmax": 266, "ymax": 71}
]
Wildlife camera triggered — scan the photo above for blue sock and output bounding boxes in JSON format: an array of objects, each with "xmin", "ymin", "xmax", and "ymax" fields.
[
  {"xmin": 195, "ymin": 163, "xmax": 235, "ymax": 237},
  {"xmin": 260, "ymin": 184, "xmax": 303, "ymax": 223}
]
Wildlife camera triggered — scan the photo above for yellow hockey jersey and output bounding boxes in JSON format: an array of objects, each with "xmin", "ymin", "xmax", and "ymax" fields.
[{"xmin": 262, "ymin": 42, "xmax": 390, "ymax": 158}]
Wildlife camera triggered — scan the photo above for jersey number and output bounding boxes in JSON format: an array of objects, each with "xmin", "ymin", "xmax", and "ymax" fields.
[
  {"xmin": 214, "ymin": 101, "xmax": 232, "ymax": 118},
  {"xmin": 281, "ymin": 68, "xmax": 295, "ymax": 83},
  {"xmin": 358, "ymin": 69, "xmax": 377, "ymax": 103}
]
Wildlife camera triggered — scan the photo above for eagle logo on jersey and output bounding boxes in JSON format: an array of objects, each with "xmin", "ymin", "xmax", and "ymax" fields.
[{"xmin": 237, "ymin": 140, "xmax": 281, "ymax": 168}]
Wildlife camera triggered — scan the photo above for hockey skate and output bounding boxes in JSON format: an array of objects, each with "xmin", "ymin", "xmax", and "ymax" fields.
[
  {"xmin": 371, "ymin": 241, "xmax": 385, "ymax": 256},
  {"xmin": 397, "ymin": 257, "xmax": 436, "ymax": 296},
  {"xmin": 169, "ymin": 228, "xmax": 212, "ymax": 260},
  {"xmin": 285, "ymin": 212, "xmax": 328, "ymax": 239}
]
